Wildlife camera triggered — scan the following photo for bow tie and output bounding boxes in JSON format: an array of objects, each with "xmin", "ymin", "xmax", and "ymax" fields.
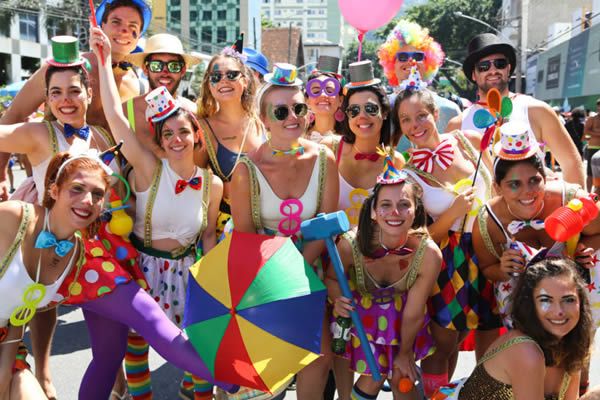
[
  {"xmin": 35, "ymin": 230, "xmax": 74, "ymax": 257},
  {"xmin": 507, "ymin": 219, "xmax": 545, "ymax": 235},
  {"xmin": 63, "ymin": 124, "xmax": 90, "ymax": 140},
  {"xmin": 175, "ymin": 176, "xmax": 202, "ymax": 194},
  {"xmin": 112, "ymin": 61, "xmax": 133, "ymax": 71},
  {"xmin": 272, "ymin": 146, "xmax": 305, "ymax": 157},
  {"xmin": 410, "ymin": 139, "xmax": 455, "ymax": 174},
  {"xmin": 371, "ymin": 246, "xmax": 413, "ymax": 259},
  {"xmin": 354, "ymin": 152, "xmax": 380, "ymax": 162}
]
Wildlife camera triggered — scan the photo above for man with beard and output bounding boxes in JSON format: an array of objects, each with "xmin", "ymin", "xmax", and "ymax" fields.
[
  {"xmin": 447, "ymin": 33, "xmax": 584, "ymax": 186},
  {"xmin": 0, "ymin": 0, "xmax": 152, "ymax": 200},
  {"xmin": 123, "ymin": 33, "xmax": 200, "ymax": 158}
]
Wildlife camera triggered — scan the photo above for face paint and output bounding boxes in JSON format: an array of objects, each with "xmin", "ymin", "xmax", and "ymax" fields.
[
  {"xmin": 539, "ymin": 288, "xmax": 551, "ymax": 312},
  {"xmin": 266, "ymin": 103, "xmax": 278, "ymax": 122},
  {"xmin": 510, "ymin": 174, "xmax": 519, "ymax": 192}
]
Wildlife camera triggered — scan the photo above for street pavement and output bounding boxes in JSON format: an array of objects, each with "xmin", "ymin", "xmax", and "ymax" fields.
[{"xmin": 8, "ymin": 167, "xmax": 600, "ymax": 399}]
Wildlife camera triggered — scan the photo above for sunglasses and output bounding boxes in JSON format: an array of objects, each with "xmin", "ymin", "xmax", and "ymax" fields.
[
  {"xmin": 146, "ymin": 60, "xmax": 185, "ymax": 73},
  {"xmin": 306, "ymin": 78, "xmax": 341, "ymax": 98},
  {"xmin": 395, "ymin": 51, "xmax": 425, "ymax": 62},
  {"xmin": 345, "ymin": 103, "xmax": 380, "ymax": 119},
  {"xmin": 476, "ymin": 58, "xmax": 509, "ymax": 72},
  {"xmin": 272, "ymin": 103, "xmax": 309, "ymax": 121},
  {"xmin": 209, "ymin": 70, "xmax": 242, "ymax": 84}
]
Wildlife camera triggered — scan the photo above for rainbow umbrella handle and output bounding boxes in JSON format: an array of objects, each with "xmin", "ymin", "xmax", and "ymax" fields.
[
  {"xmin": 300, "ymin": 211, "xmax": 382, "ymax": 381},
  {"xmin": 324, "ymin": 238, "xmax": 382, "ymax": 381}
]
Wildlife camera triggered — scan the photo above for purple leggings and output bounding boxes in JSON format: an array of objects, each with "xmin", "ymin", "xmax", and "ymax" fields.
[{"xmin": 79, "ymin": 281, "xmax": 235, "ymax": 400}]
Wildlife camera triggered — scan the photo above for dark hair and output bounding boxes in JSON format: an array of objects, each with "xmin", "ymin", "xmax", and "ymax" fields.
[
  {"xmin": 304, "ymin": 71, "xmax": 344, "ymax": 134},
  {"xmin": 493, "ymin": 154, "xmax": 546, "ymax": 184},
  {"xmin": 153, "ymin": 108, "xmax": 202, "ymax": 148},
  {"xmin": 356, "ymin": 181, "xmax": 427, "ymax": 257},
  {"xmin": 100, "ymin": 0, "xmax": 145, "ymax": 27},
  {"xmin": 43, "ymin": 152, "xmax": 111, "ymax": 237},
  {"xmin": 391, "ymin": 88, "xmax": 438, "ymax": 143},
  {"xmin": 45, "ymin": 65, "xmax": 91, "ymax": 93},
  {"xmin": 340, "ymin": 85, "xmax": 393, "ymax": 145},
  {"xmin": 512, "ymin": 258, "xmax": 593, "ymax": 373}
]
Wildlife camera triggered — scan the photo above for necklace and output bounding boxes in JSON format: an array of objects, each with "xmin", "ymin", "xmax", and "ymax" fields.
[
  {"xmin": 505, "ymin": 199, "xmax": 544, "ymax": 221},
  {"xmin": 267, "ymin": 139, "xmax": 305, "ymax": 157},
  {"xmin": 505, "ymin": 199, "xmax": 545, "ymax": 235}
]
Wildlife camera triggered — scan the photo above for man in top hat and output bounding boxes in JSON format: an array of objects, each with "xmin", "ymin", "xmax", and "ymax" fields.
[
  {"xmin": 377, "ymin": 19, "xmax": 460, "ymax": 133},
  {"xmin": 447, "ymin": 33, "xmax": 584, "ymax": 186},
  {"xmin": 123, "ymin": 33, "xmax": 200, "ymax": 159},
  {"xmin": 0, "ymin": 0, "xmax": 152, "ymax": 200}
]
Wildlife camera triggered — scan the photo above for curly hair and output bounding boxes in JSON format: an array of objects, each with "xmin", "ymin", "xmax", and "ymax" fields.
[
  {"xmin": 340, "ymin": 85, "xmax": 396, "ymax": 145},
  {"xmin": 512, "ymin": 258, "xmax": 593, "ymax": 373},
  {"xmin": 357, "ymin": 180, "xmax": 427, "ymax": 257},
  {"xmin": 43, "ymin": 152, "xmax": 111, "ymax": 238},
  {"xmin": 197, "ymin": 54, "xmax": 257, "ymax": 119},
  {"xmin": 377, "ymin": 19, "xmax": 445, "ymax": 86}
]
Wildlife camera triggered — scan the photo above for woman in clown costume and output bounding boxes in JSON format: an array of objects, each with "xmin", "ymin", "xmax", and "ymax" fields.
[
  {"xmin": 393, "ymin": 86, "xmax": 499, "ymax": 396},
  {"xmin": 91, "ymin": 26, "xmax": 223, "ymax": 399},
  {"xmin": 326, "ymin": 156, "xmax": 440, "ymax": 400}
]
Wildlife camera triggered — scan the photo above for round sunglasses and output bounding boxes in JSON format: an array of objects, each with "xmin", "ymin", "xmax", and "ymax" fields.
[
  {"xmin": 272, "ymin": 103, "xmax": 309, "ymax": 121},
  {"xmin": 345, "ymin": 103, "xmax": 380, "ymax": 119},
  {"xmin": 395, "ymin": 51, "xmax": 425, "ymax": 62},
  {"xmin": 476, "ymin": 58, "xmax": 508, "ymax": 72},
  {"xmin": 306, "ymin": 78, "xmax": 341, "ymax": 98},
  {"xmin": 209, "ymin": 70, "xmax": 242, "ymax": 84},
  {"xmin": 146, "ymin": 60, "xmax": 185, "ymax": 73}
]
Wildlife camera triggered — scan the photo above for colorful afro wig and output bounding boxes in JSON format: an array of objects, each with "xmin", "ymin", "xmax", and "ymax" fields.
[{"xmin": 377, "ymin": 20, "xmax": 445, "ymax": 86}]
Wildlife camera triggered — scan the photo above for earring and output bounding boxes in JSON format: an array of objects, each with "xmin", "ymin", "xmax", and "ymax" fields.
[
  {"xmin": 334, "ymin": 108, "xmax": 345, "ymax": 122},
  {"xmin": 309, "ymin": 112, "xmax": 315, "ymax": 124}
]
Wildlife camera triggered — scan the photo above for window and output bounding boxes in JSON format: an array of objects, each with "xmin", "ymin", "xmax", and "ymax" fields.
[
  {"xmin": 202, "ymin": 10, "xmax": 212, "ymax": 20},
  {"xmin": 19, "ymin": 13, "xmax": 38, "ymax": 42},
  {"xmin": 190, "ymin": 11, "xmax": 198, "ymax": 21},
  {"xmin": 262, "ymin": 0, "xmax": 269, "ymax": 3},
  {"xmin": 274, "ymin": 9, "xmax": 281, "ymax": 15},
  {"xmin": 217, "ymin": 26, "xmax": 226, "ymax": 42},
  {"xmin": 201, "ymin": 26, "xmax": 212, "ymax": 41},
  {"xmin": 170, "ymin": 10, "xmax": 181, "ymax": 21},
  {"xmin": 318, "ymin": 9, "xmax": 325, "ymax": 15},
  {"xmin": 236, "ymin": 8, "xmax": 239, "ymax": 20},
  {"xmin": 217, "ymin": 10, "xmax": 226, "ymax": 19},
  {"xmin": 171, "ymin": 0, "xmax": 180, "ymax": 5}
]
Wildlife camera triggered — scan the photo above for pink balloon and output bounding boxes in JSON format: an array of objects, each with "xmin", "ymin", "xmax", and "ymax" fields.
[{"xmin": 338, "ymin": 0, "xmax": 404, "ymax": 32}]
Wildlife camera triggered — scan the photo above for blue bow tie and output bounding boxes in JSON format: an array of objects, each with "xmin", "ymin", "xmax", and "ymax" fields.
[
  {"xmin": 34, "ymin": 230, "xmax": 75, "ymax": 257},
  {"xmin": 64, "ymin": 124, "xmax": 90, "ymax": 140}
]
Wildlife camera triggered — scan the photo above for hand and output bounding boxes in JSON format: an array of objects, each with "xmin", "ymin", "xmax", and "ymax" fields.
[
  {"xmin": 393, "ymin": 351, "xmax": 418, "ymax": 383},
  {"xmin": 333, "ymin": 296, "xmax": 353, "ymax": 319},
  {"xmin": 89, "ymin": 25, "xmax": 111, "ymax": 62},
  {"xmin": 450, "ymin": 187, "xmax": 476, "ymax": 216},
  {"xmin": 574, "ymin": 243, "xmax": 595, "ymax": 269},
  {"xmin": 499, "ymin": 248, "xmax": 525, "ymax": 277}
]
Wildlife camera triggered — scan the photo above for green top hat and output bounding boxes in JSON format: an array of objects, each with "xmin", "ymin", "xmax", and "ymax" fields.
[{"xmin": 47, "ymin": 36, "xmax": 89, "ymax": 70}]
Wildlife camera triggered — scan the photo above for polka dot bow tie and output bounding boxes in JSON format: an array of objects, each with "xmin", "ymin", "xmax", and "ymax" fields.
[
  {"xmin": 410, "ymin": 139, "xmax": 454, "ymax": 174},
  {"xmin": 175, "ymin": 177, "xmax": 202, "ymax": 194}
]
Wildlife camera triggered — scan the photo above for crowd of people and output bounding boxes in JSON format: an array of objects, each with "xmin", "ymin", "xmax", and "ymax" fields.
[{"xmin": 1, "ymin": 1, "xmax": 599, "ymax": 400}]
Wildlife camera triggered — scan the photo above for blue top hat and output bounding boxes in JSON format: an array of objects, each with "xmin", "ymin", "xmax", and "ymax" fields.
[
  {"xmin": 243, "ymin": 47, "xmax": 269, "ymax": 76},
  {"xmin": 96, "ymin": 0, "xmax": 152, "ymax": 36},
  {"xmin": 264, "ymin": 63, "xmax": 303, "ymax": 86}
]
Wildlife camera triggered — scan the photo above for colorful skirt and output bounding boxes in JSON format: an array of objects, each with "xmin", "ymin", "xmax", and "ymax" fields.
[
  {"xmin": 57, "ymin": 224, "xmax": 147, "ymax": 305},
  {"xmin": 336, "ymin": 291, "xmax": 434, "ymax": 377},
  {"xmin": 139, "ymin": 252, "xmax": 194, "ymax": 326},
  {"xmin": 587, "ymin": 250, "xmax": 600, "ymax": 328},
  {"xmin": 427, "ymin": 231, "xmax": 501, "ymax": 331}
]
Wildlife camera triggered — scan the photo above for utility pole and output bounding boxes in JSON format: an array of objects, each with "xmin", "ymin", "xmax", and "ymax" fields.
[
  {"xmin": 520, "ymin": 0, "xmax": 528, "ymax": 93},
  {"xmin": 288, "ymin": 21, "xmax": 292, "ymax": 63}
]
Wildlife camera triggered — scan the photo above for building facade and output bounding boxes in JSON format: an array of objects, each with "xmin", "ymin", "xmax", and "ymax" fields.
[{"xmin": 167, "ymin": 0, "xmax": 261, "ymax": 54}]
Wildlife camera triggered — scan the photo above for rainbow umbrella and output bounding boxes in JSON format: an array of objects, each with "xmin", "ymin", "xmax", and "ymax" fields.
[{"xmin": 183, "ymin": 231, "xmax": 326, "ymax": 394}]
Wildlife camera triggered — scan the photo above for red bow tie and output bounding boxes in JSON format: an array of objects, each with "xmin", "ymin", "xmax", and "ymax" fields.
[
  {"xmin": 410, "ymin": 139, "xmax": 455, "ymax": 174},
  {"xmin": 354, "ymin": 152, "xmax": 380, "ymax": 162},
  {"xmin": 371, "ymin": 246, "xmax": 413, "ymax": 259},
  {"xmin": 175, "ymin": 176, "xmax": 202, "ymax": 194}
]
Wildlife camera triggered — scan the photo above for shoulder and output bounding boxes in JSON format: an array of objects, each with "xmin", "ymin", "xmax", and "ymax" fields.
[
  {"xmin": 504, "ymin": 336, "xmax": 545, "ymax": 368},
  {"xmin": 0, "ymin": 201, "xmax": 38, "ymax": 238},
  {"xmin": 421, "ymin": 238, "xmax": 442, "ymax": 269},
  {"xmin": 208, "ymin": 170, "xmax": 223, "ymax": 189},
  {"xmin": 434, "ymin": 93, "xmax": 461, "ymax": 113},
  {"xmin": 525, "ymin": 96, "xmax": 557, "ymax": 117}
]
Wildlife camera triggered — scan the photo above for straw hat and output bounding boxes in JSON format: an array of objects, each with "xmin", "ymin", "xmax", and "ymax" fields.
[{"xmin": 126, "ymin": 34, "xmax": 201, "ymax": 68}]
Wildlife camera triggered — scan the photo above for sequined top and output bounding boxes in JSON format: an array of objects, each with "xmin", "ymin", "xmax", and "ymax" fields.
[{"xmin": 459, "ymin": 336, "xmax": 569, "ymax": 400}]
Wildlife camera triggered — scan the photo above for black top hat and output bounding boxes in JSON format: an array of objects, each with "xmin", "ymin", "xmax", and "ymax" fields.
[
  {"xmin": 462, "ymin": 33, "xmax": 516, "ymax": 83},
  {"xmin": 345, "ymin": 60, "xmax": 381, "ymax": 92},
  {"xmin": 316, "ymin": 55, "xmax": 340, "ymax": 74}
]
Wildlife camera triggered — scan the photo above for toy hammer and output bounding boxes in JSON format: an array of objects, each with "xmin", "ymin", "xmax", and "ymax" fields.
[{"xmin": 301, "ymin": 211, "xmax": 382, "ymax": 382}]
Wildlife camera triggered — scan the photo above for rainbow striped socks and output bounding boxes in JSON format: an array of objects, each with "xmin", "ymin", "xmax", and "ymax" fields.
[{"xmin": 125, "ymin": 334, "xmax": 152, "ymax": 399}]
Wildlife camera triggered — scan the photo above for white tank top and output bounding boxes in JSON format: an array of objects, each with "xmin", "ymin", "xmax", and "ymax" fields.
[
  {"xmin": 0, "ymin": 206, "xmax": 75, "ymax": 327},
  {"xmin": 134, "ymin": 159, "xmax": 207, "ymax": 247}
]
